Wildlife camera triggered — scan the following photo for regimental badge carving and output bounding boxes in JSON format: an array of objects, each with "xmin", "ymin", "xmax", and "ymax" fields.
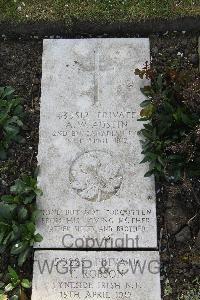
[{"xmin": 69, "ymin": 150, "xmax": 123, "ymax": 202}]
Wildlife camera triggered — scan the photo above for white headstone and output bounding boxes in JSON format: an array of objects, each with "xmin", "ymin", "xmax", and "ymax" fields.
[
  {"xmin": 32, "ymin": 250, "xmax": 161, "ymax": 300},
  {"xmin": 36, "ymin": 39, "xmax": 157, "ymax": 248}
]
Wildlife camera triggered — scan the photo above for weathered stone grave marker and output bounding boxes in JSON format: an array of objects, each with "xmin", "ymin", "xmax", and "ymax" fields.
[
  {"xmin": 32, "ymin": 251, "xmax": 161, "ymax": 300},
  {"xmin": 36, "ymin": 39, "xmax": 157, "ymax": 249},
  {"xmin": 32, "ymin": 39, "xmax": 161, "ymax": 299}
]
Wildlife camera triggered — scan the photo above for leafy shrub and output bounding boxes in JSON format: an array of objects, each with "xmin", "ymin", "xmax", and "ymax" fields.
[
  {"xmin": 0, "ymin": 266, "xmax": 31, "ymax": 300},
  {"xmin": 0, "ymin": 87, "xmax": 24, "ymax": 160},
  {"xmin": 163, "ymin": 278, "xmax": 173, "ymax": 297},
  {"xmin": 135, "ymin": 64, "xmax": 200, "ymax": 182},
  {"xmin": 0, "ymin": 175, "xmax": 42, "ymax": 267}
]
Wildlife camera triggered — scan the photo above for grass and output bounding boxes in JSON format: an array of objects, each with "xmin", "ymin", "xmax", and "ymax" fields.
[{"xmin": 0, "ymin": 0, "xmax": 200, "ymax": 26}]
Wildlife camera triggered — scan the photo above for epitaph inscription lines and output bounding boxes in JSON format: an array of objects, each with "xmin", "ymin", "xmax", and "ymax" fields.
[{"xmin": 32, "ymin": 251, "xmax": 161, "ymax": 300}]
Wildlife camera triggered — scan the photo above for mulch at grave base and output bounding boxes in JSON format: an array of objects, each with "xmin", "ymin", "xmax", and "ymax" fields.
[
  {"xmin": 0, "ymin": 16, "xmax": 200, "ymax": 38},
  {"xmin": 0, "ymin": 32, "xmax": 199, "ymax": 300},
  {"xmin": 0, "ymin": 40, "xmax": 42, "ymax": 195},
  {"xmin": 0, "ymin": 40, "xmax": 42, "ymax": 297},
  {"xmin": 151, "ymin": 33, "xmax": 200, "ymax": 299}
]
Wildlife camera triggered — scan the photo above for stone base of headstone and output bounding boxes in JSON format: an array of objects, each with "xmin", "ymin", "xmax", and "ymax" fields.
[{"xmin": 32, "ymin": 250, "xmax": 161, "ymax": 300}]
